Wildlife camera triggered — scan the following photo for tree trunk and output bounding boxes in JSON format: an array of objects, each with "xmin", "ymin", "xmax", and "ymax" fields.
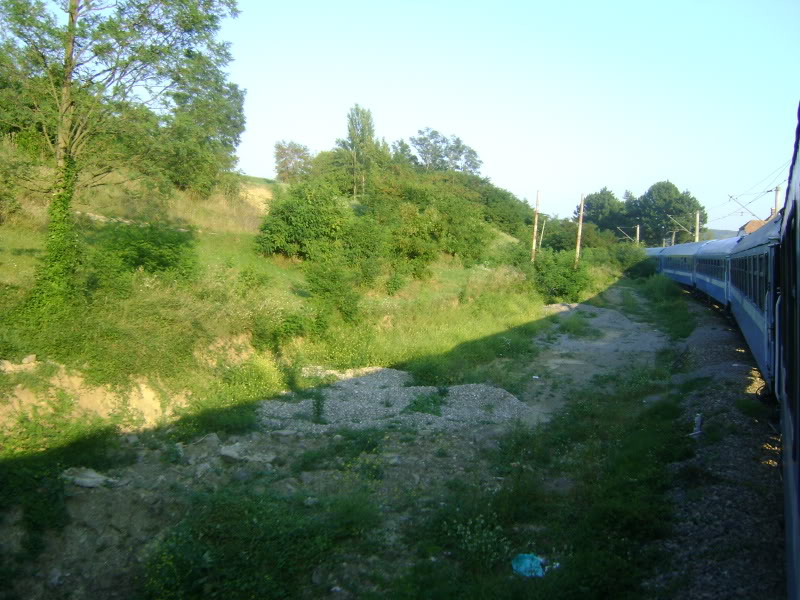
[
  {"xmin": 36, "ymin": 158, "xmax": 80, "ymax": 306},
  {"xmin": 35, "ymin": 0, "xmax": 81, "ymax": 307}
]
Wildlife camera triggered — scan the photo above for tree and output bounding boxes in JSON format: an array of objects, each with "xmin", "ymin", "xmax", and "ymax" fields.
[
  {"xmin": 274, "ymin": 140, "xmax": 312, "ymax": 184},
  {"xmin": 409, "ymin": 128, "xmax": 482, "ymax": 174},
  {"xmin": 0, "ymin": 0, "xmax": 240, "ymax": 304},
  {"xmin": 156, "ymin": 61, "xmax": 245, "ymax": 195},
  {"xmin": 390, "ymin": 139, "xmax": 418, "ymax": 167},
  {"xmin": 626, "ymin": 181, "xmax": 707, "ymax": 245},
  {"xmin": 336, "ymin": 104, "xmax": 377, "ymax": 198},
  {"xmin": 576, "ymin": 187, "xmax": 625, "ymax": 231}
]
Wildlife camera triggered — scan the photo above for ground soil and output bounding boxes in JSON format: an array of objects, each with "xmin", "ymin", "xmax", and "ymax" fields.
[{"xmin": 0, "ymin": 286, "xmax": 786, "ymax": 599}]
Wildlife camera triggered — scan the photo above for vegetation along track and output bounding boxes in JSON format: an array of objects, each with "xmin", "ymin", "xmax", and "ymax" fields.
[{"xmin": 0, "ymin": 282, "xmax": 784, "ymax": 599}]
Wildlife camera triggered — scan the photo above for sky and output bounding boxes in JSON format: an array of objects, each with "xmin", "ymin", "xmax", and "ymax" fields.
[{"xmin": 220, "ymin": 0, "xmax": 799, "ymax": 233}]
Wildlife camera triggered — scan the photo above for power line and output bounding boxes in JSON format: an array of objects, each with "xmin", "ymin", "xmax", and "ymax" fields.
[
  {"xmin": 708, "ymin": 179, "xmax": 787, "ymax": 223},
  {"xmin": 736, "ymin": 160, "xmax": 790, "ymax": 197}
]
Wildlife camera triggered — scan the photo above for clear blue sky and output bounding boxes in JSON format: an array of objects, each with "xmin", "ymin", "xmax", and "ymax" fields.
[{"xmin": 221, "ymin": 0, "xmax": 799, "ymax": 233}]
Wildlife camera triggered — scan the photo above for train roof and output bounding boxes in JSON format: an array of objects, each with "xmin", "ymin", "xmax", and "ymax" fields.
[
  {"xmin": 644, "ymin": 247, "xmax": 664, "ymax": 256},
  {"xmin": 730, "ymin": 216, "xmax": 782, "ymax": 254},
  {"xmin": 659, "ymin": 240, "xmax": 710, "ymax": 257},
  {"xmin": 696, "ymin": 236, "xmax": 743, "ymax": 256}
]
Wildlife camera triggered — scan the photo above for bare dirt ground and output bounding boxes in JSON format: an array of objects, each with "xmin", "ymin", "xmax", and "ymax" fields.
[{"xmin": 0, "ymin": 287, "xmax": 786, "ymax": 599}]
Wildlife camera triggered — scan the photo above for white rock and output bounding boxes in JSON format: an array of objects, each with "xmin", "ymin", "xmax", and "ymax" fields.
[
  {"xmin": 272, "ymin": 429, "xmax": 298, "ymax": 439},
  {"xmin": 62, "ymin": 467, "xmax": 117, "ymax": 488},
  {"xmin": 219, "ymin": 443, "xmax": 246, "ymax": 462}
]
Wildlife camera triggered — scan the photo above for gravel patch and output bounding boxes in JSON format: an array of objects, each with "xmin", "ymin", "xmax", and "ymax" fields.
[
  {"xmin": 258, "ymin": 367, "xmax": 541, "ymax": 433},
  {"xmin": 643, "ymin": 300, "xmax": 785, "ymax": 600}
]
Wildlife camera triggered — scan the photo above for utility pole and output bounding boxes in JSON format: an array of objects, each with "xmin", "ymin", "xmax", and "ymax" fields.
[
  {"xmin": 775, "ymin": 185, "xmax": 781, "ymax": 215},
  {"xmin": 574, "ymin": 194, "xmax": 584, "ymax": 268},
  {"xmin": 694, "ymin": 210, "xmax": 700, "ymax": 242},
  {"xmin": 531, "ymin": 191, "xmax": 540, "ymax": 262},
  {"xmin": 539, "ymin": 215, "xmax": 547, "ymax": 249},
  {"xmin": 635, "ymin": 224, "xmax": 640, "ymax": 245},
  {"xmin": 671, "ymin": 230, "xmax": 677, "ymax": 246}
]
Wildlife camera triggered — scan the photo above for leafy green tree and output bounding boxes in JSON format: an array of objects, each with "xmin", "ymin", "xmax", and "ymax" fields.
[
  {"xmin": 541, "ymin": 218, "xmax": 616, "ymax": 252},
  {"xmin": 391, "ymin": 139, "xmax": 418, "ymax": 167},
  {"xmin": 307, "ymin": 149, "xmax": 352, "ymax": 194},
  {"xmin": 576, "ymin": 187, "xmax": 625, "ymax": 231},
  {"xmin": 626, "ymin": 181, "xmax": 707, "ymax": 245},
  {"xmin": 274, "ymin": 140, "xmax": 312, "ymax": 184},
  {"xmin": 337, "ymin": 104, "xmax": 379, "ymax": 198},
  {"xmin": 0, "ymin": 0, "xmax": 240, "ymax": 304},
  {"xmin": 156, "ymin": 60, "xmax": 245, "ymax": 195},
  {"xmin": 409, "ymin": 128, "xmax": 482, "ymax": 174}
]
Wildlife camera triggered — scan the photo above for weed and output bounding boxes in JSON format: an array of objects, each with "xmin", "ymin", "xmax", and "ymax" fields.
[
  {"xmin": 143, "ymin": 484, "xmax": 379, "ymax": 599},
  {"xmin": 639, "ymin": 275, "xmax": 696, "ymax": 339},
  {"xmin": 293, "ymin": 428, "xmax": 384, "ymax": 473},
  {"xmin": 404, "ymin": 391, "xmax": 445, "ymax": 416},
  {"xmin": 556, "ymin": 312, "xmax": 603, "ymax": 339},
  {"xmin": 735, "ymin": 396, "xmax": 771, "ymax": 420},
  {"xmin": 443, "ymin": 512, "xmax": 510, "ymax": 573},
  {"xmin": 311, "ymin": 390, "xmax": 326, "ymax": 424}
]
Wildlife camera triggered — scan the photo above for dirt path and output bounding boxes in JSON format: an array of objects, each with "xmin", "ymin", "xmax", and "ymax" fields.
[{"xmin": 0, "ymin": 286, "xmax": 785, "ymax": 599}]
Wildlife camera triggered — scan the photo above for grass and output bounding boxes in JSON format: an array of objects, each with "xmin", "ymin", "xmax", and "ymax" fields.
[
  {"xmin": 143, "ymin": 482, "xmax": 379, "ymax": 600},
  {"xmin": 403, "ymin": 390, "xmax": 446, "ymax": 416},
  {"xmin": 292, "ymin": 428, "xmax": 385, "ymax": 474},
  {"xmin": 617, "ymin": 276, "xmax": 696, "ymax": 339},
  {"xmin": 387, "ymin": 363, "xmax": 694, "ymax": 598},
  {"xmin": 735, "ymin": 395, "xmax": 772, "ymax": 420},
  {"xmin": 556, "ymin": 311, "xmax": 603, "ymax": 339},
  {"xmin": 0, "ymin": 181, "xmax": 680, "ymax": 598}
]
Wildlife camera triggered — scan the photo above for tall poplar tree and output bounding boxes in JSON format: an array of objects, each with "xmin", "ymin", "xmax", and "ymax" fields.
[{"xmin": 336, "ymin": 104, "xmax": 376, "ymax": 198}]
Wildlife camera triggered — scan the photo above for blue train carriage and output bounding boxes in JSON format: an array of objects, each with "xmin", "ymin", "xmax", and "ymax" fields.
[
  {"xmin": 728, "ymin": 216, "xmax": 781, "ymax": 387},
  {"xmin": 778, "ymin": 108, "xmax": 800, "ymax": 600},
  {"xmin": 694, "ymin": 236, "xmax": 742, "ymax": 306},
  {"xmin": 658, "ymin": 240, "xmax": 709, "ymax": 287}
]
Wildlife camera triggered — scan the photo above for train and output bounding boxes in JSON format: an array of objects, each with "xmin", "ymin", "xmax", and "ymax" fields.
[{"xmin": 645, "ymin": 108, "xmax": 799, "ymax": 600}]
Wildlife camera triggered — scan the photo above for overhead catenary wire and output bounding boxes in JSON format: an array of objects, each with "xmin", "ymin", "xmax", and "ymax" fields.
[{"xmin": 708, "ymin": 179, "xmax": 788, "ymax": 224}]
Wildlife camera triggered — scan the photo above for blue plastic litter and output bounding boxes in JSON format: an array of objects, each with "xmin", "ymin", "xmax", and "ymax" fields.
[{"xmin": 512, "ymin": 554, "xmax": 546, "ymax": 577}]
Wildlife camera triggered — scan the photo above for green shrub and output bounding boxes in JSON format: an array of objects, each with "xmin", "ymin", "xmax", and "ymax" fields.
[
  {"xmin": 403, "ymin": 391, "xmax": 446, "ymax": 416},
  {"xmin": 143, "ymin": 486, "xmax": 379, "ymax": 599},
  {"xmin": 385, "ymin": 271, "xmax": 406, "ymax": 295},
  {"xmin": 86, "ymin": 223, "xmax": 197, "ymax": 277},
  {"xmin": 533, "ymin": 248, "xmax": 590, "ymax": 302},
  {"xmin": 251, "ymin": 311, "xmax": 310, "ymax": 353},
  {"xmin": 255, "ymin": 181, "xmax": 349, "ymax": 259},
  {"xmin": 304, "ymin": 258, "xmax": 361, "ymax": 323}
]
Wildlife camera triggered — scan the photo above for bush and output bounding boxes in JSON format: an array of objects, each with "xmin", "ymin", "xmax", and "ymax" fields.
[
  {"xmin": 256, "ymin": 181, "xmax": 349, "ymax": 260},
  {"xmin": 533, "ymin": 248, "xmax": 590, "ymax": 302},
  {"xmin": 143, "ymin": 486, "xmax": 378, "ymax": 599},
  {"xmin": 251, "ymin": 311, "xmax": 310, "ymax": 353},
  {"xmin": 304, "ymin": 258, "xmax": 361, "ymax": 323},
  {"xmin": 85, "ymin": 223, "xmax": 197, "ymax": 278}
]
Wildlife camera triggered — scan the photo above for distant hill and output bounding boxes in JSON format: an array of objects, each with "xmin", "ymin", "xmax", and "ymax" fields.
[{"xmin": 707, "ymin": 229, "xmax": 738, "ymax": 240}]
